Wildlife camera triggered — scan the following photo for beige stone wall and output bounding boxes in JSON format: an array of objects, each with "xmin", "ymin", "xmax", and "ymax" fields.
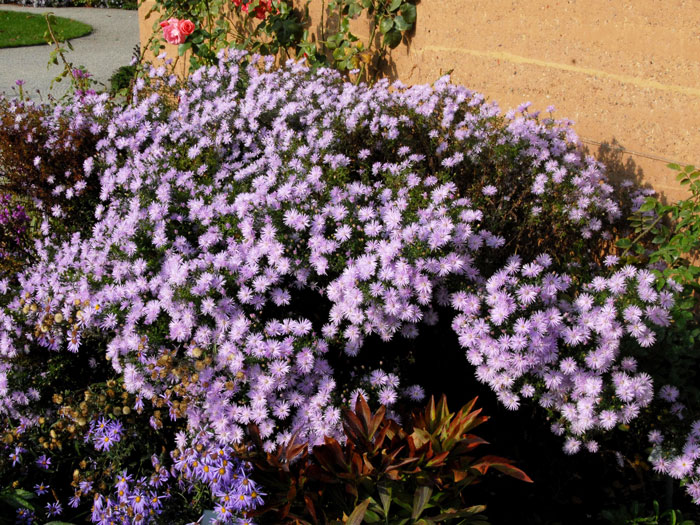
[{"xmin": 139, "ymin": 0, "xmax": 700, "ymax": 201}]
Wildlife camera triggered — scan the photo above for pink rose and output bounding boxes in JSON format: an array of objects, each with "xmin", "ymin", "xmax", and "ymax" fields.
[
  {"xmin": 162, "ymin": 23, "xmax": 186, "ymax": 45},
  {"xmin": 178, "ymin": 19, "xmax": 195, "ymax": 36}
]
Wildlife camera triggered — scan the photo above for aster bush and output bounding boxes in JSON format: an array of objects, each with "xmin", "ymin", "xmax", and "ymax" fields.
[{"xmin": 0, "ymin": 49, "xmax": 697, "ymax": 522}]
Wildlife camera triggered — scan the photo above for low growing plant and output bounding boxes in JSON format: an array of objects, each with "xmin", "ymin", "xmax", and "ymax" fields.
[
  {"xmin": 245, "ymin": 394, "xmax": 530, "ymax": 524},
  {"xmin": 601, "ymin": 499, "xmax": 695, "ymax": 525}
]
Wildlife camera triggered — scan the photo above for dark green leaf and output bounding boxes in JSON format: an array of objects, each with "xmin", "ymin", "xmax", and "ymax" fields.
[
  {"xmin": 616, "ymin": 238, "xmax": 632, "ymax": 249},
  {"xmin": 347, "ymin": 498, "xmax": 371, "ymax": 525},
  {"xmin": 12, "ymin": 489, "xmax": 34, "ymax": 500},
  {"xmin": 639, "ymin": 198, "xmax": 657, "ymax": 212},
  {"xmin": 348, "ymin": 1, "xmax": 363, "ymax": 17},
  {"xmin": 178, "ymin": 42, "xmax": 192, "ymax": 55},
  {"xmin": 378, "ymin": 484, "xmax": 392, "ymax": 516},
  {"xmin": 1, "ymin": 492, "xmax": 34, "ymax": 511},
  {"xmin": 383, "ymin": 29, "xmax": 402, "ymax": 48},
  {"xmin": 432, "ymin": 505, "xmax": 488, "ymax": 521},
  {"xmin": 394, "ymin": 14, "xmax": 411, "ymax": 31},
  {"xmin": 411, "ymin": 486, "xmax": 432, "ymax": 519},
  {"xmin": 388, "ymin": 0, "xmax": 402, "ymax": 11},
  {"xmin": 400, "ymin": 3, "xmax": 416, "ymax": 24},
  {"xmin": 363, "ymin": 509, "xmax": 382, "ymax": 523},
  {"xmin": 379, "ymin": 17, "xmax": 394, "ymax": 34}
]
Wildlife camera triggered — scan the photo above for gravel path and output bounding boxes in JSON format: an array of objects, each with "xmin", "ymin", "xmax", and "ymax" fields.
[{"xmin": 0, "ymin": 5, "xmax": 139, "ymax": 99}]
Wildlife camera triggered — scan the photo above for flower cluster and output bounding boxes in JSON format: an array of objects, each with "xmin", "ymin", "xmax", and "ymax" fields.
[
  {"xmin": 85, "ymin": 416, "xmax": 124, "ymax": 451},
  {"xmin": 232, "ymin": 0, "xmax": 273, "ymax": 19},
  {"xmin": 160, "ymin": 17, "xmax": 196, "ymax": 45},
  {"xmin": 171, "ymin": 431, "xmax": 264, "ymax": 522},
  {"xmin": 90, "ymin": 468, "xmax": 171, "ymax": 524},
  {"xmin": 453, "ymin": 256, "xmax": 673, "ymax": 452},
  {"xmin": 0, "ymin": 49, "xmax": 690, "ymax": 514}
]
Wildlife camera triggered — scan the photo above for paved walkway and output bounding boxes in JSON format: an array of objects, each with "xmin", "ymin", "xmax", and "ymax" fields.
[{"xmin": 0, "ymin": 5, "xmax": 139, "ymax": 99}]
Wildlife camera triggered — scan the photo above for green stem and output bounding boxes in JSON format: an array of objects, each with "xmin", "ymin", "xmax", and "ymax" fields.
[
  {"xmin": 620, "ymin": 212, "xmax": 666, "ymax": 259},
  {"xmin": 206, "ymin": 0, "xmax": 214, "ymax": 62},
  {"xmin": 44, "ymin": 13, "xmax": 81, "ymax": 88}
]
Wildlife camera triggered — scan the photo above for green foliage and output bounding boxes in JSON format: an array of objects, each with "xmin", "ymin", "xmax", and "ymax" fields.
[
  {"xmin": 243, "ymin": 395, "xmax": 530, "ymax": 524},
  {"xmin": 617, "ymin": 164, "xmax": 700, "ymax": 291},
  {"xmin": 615, "ymin": 164, "xmax": 700, "ymax": 407},
  {"xmin": 0, "ymin": 487, "xmax": 36, "ymax": 524},
  {"xmin": 43, "ymin": 13, "xmax": 101, "ymax": 98},
  {"xmin": 601, "ymin": 500, "xmax": 695, "ymax": 525},
  {"xmin": 150, "ymin": 0, "xmax": 416, "ymax": 82},
  {"xmin": 109, "ymin": 64, "xmax": 137, "ymax": 95},
  {"xmin": 322, "ymin": 0, "xmax": 416, "ymax": 77}
]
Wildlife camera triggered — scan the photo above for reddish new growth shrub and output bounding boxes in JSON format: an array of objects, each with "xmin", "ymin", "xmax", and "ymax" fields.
[
  {"xmin": 244, "ymin": 395, "xmax": 531, "ymax": 524},
  {"xmin": 0, "ymin": 194, "xmax": 31, "ymax": 273},
  {"xmin": 0, "ymin": 95, "xmax": 103, "ymax": 230}
]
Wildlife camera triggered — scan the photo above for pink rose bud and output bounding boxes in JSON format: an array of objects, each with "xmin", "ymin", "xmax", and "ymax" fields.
[
  {"xmin": 160, "ymin": 17, "xmax": 179, "ymax": 28},
  {"xmin": 178, "ymin": 19, "xmax": 195, "ymax": 36}
]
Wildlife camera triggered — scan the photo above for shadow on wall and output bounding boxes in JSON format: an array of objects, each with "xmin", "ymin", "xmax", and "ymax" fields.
[
  {"xmin": 584, "ymin": 138, "xmax": 662, "ymax": 203},
  {"xmin": 310, "ymin": 0, "xmax": 419, "ymax": 82}
]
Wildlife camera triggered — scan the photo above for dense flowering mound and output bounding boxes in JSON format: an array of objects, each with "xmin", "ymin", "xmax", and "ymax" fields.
[{"xmin": 0, "ymin": 50, "xmax": 692, "ymax": 521}]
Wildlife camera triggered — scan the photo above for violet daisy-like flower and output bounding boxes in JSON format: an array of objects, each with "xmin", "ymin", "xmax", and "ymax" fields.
[
  {"xmin": 46, "ymin": 501, "xmax": 62, "ymax": 516},
  {"xmin": 9, "ymin": 446, "xmax": 23, "ymax": 466},
  {"xmin": 36, "ymin": 454, "xmax": 51, "ymax": 469}
]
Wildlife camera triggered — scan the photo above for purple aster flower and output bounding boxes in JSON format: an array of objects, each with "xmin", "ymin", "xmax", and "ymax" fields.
[
  {"xmin": 46, "ymin": 501, "xmax": 62, "ymax": 516},
  {"xmin": 36, "ymin": 455, "xmax": 51, "ymax": 470},
  {"xmin": 9, "ymin": 446, "xmax": 24, "ymax": 466}
]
